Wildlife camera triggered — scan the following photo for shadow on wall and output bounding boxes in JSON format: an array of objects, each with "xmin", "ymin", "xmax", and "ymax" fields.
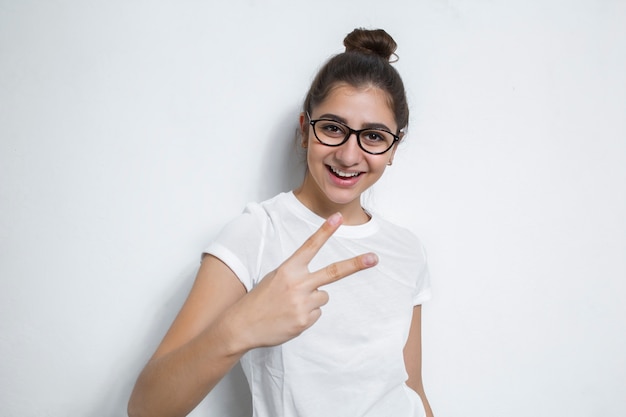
[
  {"xmin": 88, "ymin": 266, "xmax": 199, "ymax": 417},
  {"xmin": 92, "ymin": 110, "xmax": 305, "ymax": 417},
  {"xmin": 257, "ymin": 108, "xmax": 307, "ymax": 201},
  {"xmin": 91, "ymin": 265, "xmax": 253, "ymax": 417}
]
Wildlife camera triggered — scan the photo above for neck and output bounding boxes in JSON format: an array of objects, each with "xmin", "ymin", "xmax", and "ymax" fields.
[{"xmin": 293, "ymin": 177, "xmax": 370, "ymax": 225}]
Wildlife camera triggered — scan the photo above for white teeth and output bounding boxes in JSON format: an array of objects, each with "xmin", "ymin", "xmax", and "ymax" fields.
[{"xmin": 330, "ymin": 166, "xmax": 360, "ymax": 178}]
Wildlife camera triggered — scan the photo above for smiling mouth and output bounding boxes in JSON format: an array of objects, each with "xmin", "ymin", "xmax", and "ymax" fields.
[{"xmin": 328, "ymin": 165, "xmax": 362, "ymax": 178}]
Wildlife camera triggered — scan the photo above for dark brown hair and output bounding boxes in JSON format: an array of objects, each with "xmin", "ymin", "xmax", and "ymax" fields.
[{"xmin": 303, "ymin": 28, "xmax": 409, "ymax": 135}]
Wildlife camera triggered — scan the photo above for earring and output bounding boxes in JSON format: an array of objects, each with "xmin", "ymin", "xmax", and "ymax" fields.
[{"xmin": 387, "ymin": 161, "xmax": 393, "ymax": 166}]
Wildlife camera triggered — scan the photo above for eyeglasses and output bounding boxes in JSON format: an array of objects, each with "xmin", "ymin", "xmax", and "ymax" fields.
[{"xmin": 307, "ymin": 112, "xmax": 400, "ymax": 155}]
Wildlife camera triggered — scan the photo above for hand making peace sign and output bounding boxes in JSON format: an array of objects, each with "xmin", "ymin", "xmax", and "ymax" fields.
[{"xmin": 231, "ymin": 212, "xmax": 379, "ymax": 350}]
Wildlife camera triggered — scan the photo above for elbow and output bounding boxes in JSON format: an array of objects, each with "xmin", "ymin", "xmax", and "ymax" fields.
[
  {"xmin": 127, "ymin": 400, "xmax": 150, "ymax": 417},
  {"xmin": 127, "ymin": 385, "xmax": 148, "ymax": 417},
  {"xmin": 127, "ymin": 396, "xmax": 140, "ymax": 417}
]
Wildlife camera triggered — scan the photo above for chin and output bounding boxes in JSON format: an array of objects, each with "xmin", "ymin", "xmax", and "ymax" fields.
[{"xmin": 323, "ymin": 188, "xmax": 363, "ymax": 206}]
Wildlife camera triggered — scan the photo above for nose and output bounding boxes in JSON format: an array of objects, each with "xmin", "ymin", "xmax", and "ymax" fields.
[{"xmin": 335, "ymin": 132, "xmax": 362, "ymax": 165}]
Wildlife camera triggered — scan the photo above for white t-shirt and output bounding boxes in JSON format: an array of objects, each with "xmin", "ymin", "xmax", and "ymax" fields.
[{"xmin": 205, "ymin": 192, "xmax": 431, "ymax": 417}]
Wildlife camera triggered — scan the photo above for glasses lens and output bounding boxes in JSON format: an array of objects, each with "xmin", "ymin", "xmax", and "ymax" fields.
[
  {"xmin": 314, "ymin": 121, "xmax": 348, "ymax": 145},
  {"xmin": 359, "ymin": 129, "xmax": 395, "ymax": 154}
]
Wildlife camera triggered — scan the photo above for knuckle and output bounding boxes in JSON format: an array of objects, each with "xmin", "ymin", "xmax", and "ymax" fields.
[
  {"xmin": 308, "ymin": 308, "xmax": 322, "ymax": 326},
  {"xmin": 292, "ymin": 313, "xmax": 310, "ymax": 332},
  {"xmin": 325, "ymin": 262, "xmax": 340, "ymax": 281},
  {"xmin": 296, "ymin": 315, "xmax": 309, "ymax": 329}
]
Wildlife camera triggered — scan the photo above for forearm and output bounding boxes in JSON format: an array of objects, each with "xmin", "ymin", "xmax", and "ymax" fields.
[{"xmin": 128, "ymin": 315, "xmax": 246, "ymax": 417}]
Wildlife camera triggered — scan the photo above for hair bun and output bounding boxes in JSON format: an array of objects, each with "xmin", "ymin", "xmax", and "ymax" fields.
[{"xmin": 343, "ymin": 28, "xmax": 398, "ymax": 62}]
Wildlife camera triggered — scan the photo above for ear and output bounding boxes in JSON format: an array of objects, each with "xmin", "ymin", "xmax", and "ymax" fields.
[{"xmin": 299, "ymin": 112, "xmax": 309, "ymax": 148}]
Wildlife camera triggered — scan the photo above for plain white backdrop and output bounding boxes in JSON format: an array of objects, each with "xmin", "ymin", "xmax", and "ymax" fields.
[{"xmin": 1, "ymin": 1, "xmax": 625, "ymax": 416}]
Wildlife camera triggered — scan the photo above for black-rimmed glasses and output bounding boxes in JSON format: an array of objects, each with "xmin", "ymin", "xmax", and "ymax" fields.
[{"xmin": 307, "ymin": 112, "xmax": 400, "ymax": 155}]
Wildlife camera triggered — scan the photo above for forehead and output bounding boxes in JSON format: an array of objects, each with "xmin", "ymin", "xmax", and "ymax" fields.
[{"xmin": 312, "ymin": 83, "xmax": 397, "ymax": 129}]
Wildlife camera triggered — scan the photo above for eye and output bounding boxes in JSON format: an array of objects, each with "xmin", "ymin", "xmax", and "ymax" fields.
[
  {"xmin": 361, "ymin": 130, "xmax": 386, "ymax": 143},
  {"xmin": 318, "ymin": 121, "xmax": 347, "ymax": 138}
]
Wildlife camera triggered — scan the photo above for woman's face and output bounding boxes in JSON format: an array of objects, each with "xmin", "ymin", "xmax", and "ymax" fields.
[{"xmin": 298, "ymin": 83, "xmax": 398, "ymax": 217}]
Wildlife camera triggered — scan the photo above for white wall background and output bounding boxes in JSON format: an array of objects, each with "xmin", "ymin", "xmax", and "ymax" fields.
[{"xmin": 1, "ymin": 1, "xmax": 625, "ymax": 416}]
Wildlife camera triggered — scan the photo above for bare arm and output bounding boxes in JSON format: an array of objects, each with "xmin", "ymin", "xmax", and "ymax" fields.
[
  {"xmin": 127, "ymin": 255, "xmax": 248, "ymax": 417},
  {"xmin": 403, "ymin": 305, "xmax": 434, "ymax": 417},
  {"xmin": 128, "ymin": 213, "xmax": 378, "ymax": 417}
]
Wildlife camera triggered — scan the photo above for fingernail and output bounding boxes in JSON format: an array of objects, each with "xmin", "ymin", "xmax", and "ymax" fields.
[
  {"xmin": 328, "ymin": 212, "xmax": 342, "ymax": 226},
  {"xmin": 363, "ymin": 253, "xmax": 378, "ymax": 266}
]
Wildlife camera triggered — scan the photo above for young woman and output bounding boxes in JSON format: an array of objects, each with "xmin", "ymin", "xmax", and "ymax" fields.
[{"xmin": 128, "ymin": 28, "xmax": 434, "ymax": 417}]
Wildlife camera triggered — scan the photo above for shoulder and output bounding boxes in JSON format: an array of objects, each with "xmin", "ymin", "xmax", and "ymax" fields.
[
  {"xmin": 215, "ymin": 192, "xmax": 298, "ymax": 242},
  {"xmin": 205, "ymin": 193, "xmax": 292, "ymax": 288},
  {"xmin": 239, "ymin": 192, "xmax": 293, "ymax": 230},
  {"xmin": 210, "ymin": 193, "xmax": 285, "ymax": 239},
  {"xmin": 243, "ymin": 192, "xmax": 289, "ymax": 217}
]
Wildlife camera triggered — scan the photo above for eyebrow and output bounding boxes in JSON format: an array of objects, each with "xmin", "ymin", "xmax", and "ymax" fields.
[{"xmin": 317, "ymin": 113, "xmax": 395, "ymax": 132}]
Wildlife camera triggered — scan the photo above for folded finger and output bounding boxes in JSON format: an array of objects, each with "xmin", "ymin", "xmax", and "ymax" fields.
[{"xmin": 310, "ymin": 289, "xmax": 330, "ymax": 308}]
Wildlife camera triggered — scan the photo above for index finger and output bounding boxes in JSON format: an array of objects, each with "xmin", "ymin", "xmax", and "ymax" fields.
[
  {"xmin": 289, "ymin": 212, "xmax": 344, "ymax": 266},
  {"xmin": 311, "ymin": 252, "xmax": 379, "ymax": 288}
]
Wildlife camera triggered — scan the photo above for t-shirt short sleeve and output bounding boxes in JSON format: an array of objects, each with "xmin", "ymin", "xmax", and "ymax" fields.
[{"xmin": 203, "ymin": 203, "xmax": 268, "ymax": 292}]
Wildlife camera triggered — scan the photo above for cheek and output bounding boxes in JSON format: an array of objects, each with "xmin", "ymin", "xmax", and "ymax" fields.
[
  {"xmin": 368, "ymin": 157, "xmax": 389, "ymax": 173},
  {"xmin": 307, "ymin": 150, "xmax": 326, "ymax": 173}
]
